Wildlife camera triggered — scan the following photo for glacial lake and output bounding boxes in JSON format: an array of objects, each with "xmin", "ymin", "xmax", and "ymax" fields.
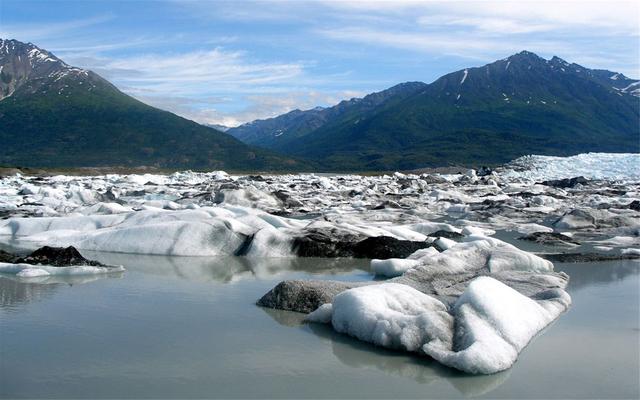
[{"xmin": 1, "ymin": 251, "xmax": 638, "ymax": 398}]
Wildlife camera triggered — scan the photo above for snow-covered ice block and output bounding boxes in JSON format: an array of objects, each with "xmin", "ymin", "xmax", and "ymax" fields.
[
  {"xmin": 371, "ymin": 258, "xmax": 420, "ymax": 277},
  {"xmin": 422, "ymin": 277, "xmax": 571, "ymax": 374},
  {"xmin": 435, "ymin": 237, "xmax": 457, "ymax": 250},
  {"xmin": 308, "ymin": 283, "xmax": 453, "ymax": 352},
  {"xmin": 75, "ymin": 219, "xmax": 247, "ymax": 256},
  {"xmin": 414, "ymin": 237, "xmax": 553, "ymax": 275},
  {"xmin": 308, "ymin": 278, "xmax": 570, "ymax": 374}
]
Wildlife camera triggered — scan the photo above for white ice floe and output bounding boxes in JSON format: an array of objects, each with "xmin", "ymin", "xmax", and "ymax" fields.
[
  {"xmin": 371, "ymin": 258, "xmax": 420, "ymax": 277},
  {"xmin": 307, "ymin": 283, "xmax": 453, "ymax": 352},
  {"xmin": 307, "ymin": 277, "xmax": 570, "ymax": 374},
  {"xmin": 0, "ymin": 262, "xmax": 125, "ymax": 278},
  {"xmin": 415, "ymin": 237, "xmax": 553, "ymax": 275},
  {"xmin": 422, "ymin": 277, "xmax": 570, "ymax": 374},
  {"xmin": 621, "ymin": 248, "xmax": 640, "ymax": 256}
]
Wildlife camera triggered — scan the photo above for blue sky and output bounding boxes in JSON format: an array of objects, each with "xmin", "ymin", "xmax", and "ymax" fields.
[{"xmin": 1, "ymin": 0, "xmax": 638, "ymax": 126}]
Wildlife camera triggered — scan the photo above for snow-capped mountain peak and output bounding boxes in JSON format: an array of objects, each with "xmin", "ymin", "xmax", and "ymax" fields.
[{"xmin": 0, "ymin": 38, "xmax": 92, "ymax": 101}]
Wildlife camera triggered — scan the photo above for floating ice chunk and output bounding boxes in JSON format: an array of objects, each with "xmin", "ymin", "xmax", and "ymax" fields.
[
  {"xmin": 422, "ymin": 277, "xmax": 571, "ymax": 374},
  {"xmin": 75, "ymin": 220, "xmax": 246, "ymax": 256},
  {"xmin": 513, "ymin": 223, "xmax": 553, "ymax": 235},
  {"xmin": 461, "ymin": 225, "xmax": 496, "ymax": 237},
  {"xmin": 17, "ymin": 268, "xmax": 50, "ymax": 277},
  {"xmin": 243, "ymin": 226, "xmax": 294, "ymax": 257},
  {"xmin": 0, "ymin": 262, "xmax": 125, "ymax": 277},
  {"xmin": 319, "ymin": 283, "xmax": 453, "ymax": 352},
  {"xmin": 306, "ymin": 303, "xmax": 333, "ymax": 323},
  {"xmin": 371, "ymin": 258, "xmax": 420, "ymax": 277},
  {"xmin": 417, "ymin": 237, "xmax": 553, "ymax": 275},
  {"xmin": 81, "ymin": 202, "xmax": 132, "ymax": 215},
  {"xmin": 435, "ymin": 237, "xmax": 457, "ymax": 250},
  {"xmin": 553, "ymin": 209, "xmax": 596, "ymax": 230},
  {"xmin": 215, "ymin": 187, "xmax": 281, "ymax": 209},
  {"xmin": 407, "ymin": 247, "xmax": 440, "ymax": 260},
  {"xmin": 0, "ymin": 214, "xmax": 126, "ymax": 237},
  {"xmin": 621, "ymin": 248, "xmax": 640, "ymax": 256}
]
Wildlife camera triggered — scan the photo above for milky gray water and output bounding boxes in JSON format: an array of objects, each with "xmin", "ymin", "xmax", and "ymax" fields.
[{"xmin": 1, "ymin": 251, "xmax": 638, "ymax": 398}]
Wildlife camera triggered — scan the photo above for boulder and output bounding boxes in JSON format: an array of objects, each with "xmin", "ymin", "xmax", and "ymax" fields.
[{"xmin": 15, "ymin": 246, "xmax": 105, "ymax": 267}]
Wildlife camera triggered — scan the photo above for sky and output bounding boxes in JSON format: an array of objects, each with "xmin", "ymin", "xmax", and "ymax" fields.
[{"xmin": 1, "ymin": 0, "xmax": 639, "ymax": 127}]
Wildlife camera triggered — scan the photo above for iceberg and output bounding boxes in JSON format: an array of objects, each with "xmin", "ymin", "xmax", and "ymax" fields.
[{"xmin": 307, "ymin": 277, "xmax": 570, "ymax": 374}]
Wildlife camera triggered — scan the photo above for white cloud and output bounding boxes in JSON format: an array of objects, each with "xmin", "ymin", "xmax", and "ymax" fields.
[
  {"xmin": 0, "ymin": 14, "xmax": 114, "ymax": 42},
  {"xmin": 142, "ymin": 90, "xmax": 366, "ymax": 127}
]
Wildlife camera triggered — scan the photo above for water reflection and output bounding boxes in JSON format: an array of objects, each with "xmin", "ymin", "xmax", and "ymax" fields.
[
  {"xmin": 261, "ymin": 306, "xmax": 511, "ymax": 396},
  {"xmin": 0, "ymin": 277, "xmax": 59, "ymax": 309},
  {"xmin": 81, "ymin": 251, "xmax": 371, "ymax": 283},
  {"xmin": 557, "ymin": 260, "xmax": 640, "ymax": 290},
  {"xmin": 0, "ymin": 272, "xmax": 124, "ymax": 310}
]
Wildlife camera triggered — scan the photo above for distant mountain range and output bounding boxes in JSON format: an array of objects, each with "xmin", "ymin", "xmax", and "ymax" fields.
[
  {"xmin": 0, "ymin": 39, "xmax": 304, "ymax": 170},
  {"xmin": 228, "ymin": 51, "xmax": 639, "ymax": 170},
  {"xmin": 1, "ymin": 39, "xmax": 637, "ymax": 172}
]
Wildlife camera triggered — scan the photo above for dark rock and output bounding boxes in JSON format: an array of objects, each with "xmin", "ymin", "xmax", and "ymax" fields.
[
  {"xmin": 292, "ymin": 233, "xmax": 431, "ymax": 259},
  {"xmin": 0, "ymin": 249, "xmax": 19, "ymax": 263},
  {"xmin": 422, "ymin": 174, "xmax": 448, "ymax": 184},
  {"xmin": 16, "ymin": 246, "xmax": 105, "ymax": 267},
  {"xmin": 352, "ymin": 236, "xmax": 431, "ymax": 259},
  {"xmin": 125, "ymin": 189, "xmax": 146, "ymax": 197},
  {"xmin": 257, "ymin": 280, "xmax": 366, "ymax": 313},
  {"xmin": 541, "ymin": 176, "xmax": 589, "ymax": 188},
  {"xmin": 539, "ymin": 252, "xmax": 640, "ymax": 263},
  {"xmin": 518, "ymin": 232, "xmax": 580, "ymax": 246},
  {"xmin": 248, "ymin": 175, "xmax": 266, "ymax": 182},
  {"xmin": 218, "ymin": 182, "xmax": 240, "ymax": 190},
  {"xmin": 428, "ymin": 230, "xmax": 465, "ymax": 240},
  {"xmin": 628, "ymin": 200, "xmax": 640, "ymax": 211},
  {"xmin": 292, "ymin": 231, "xmax": 359, "ymax": 258}
]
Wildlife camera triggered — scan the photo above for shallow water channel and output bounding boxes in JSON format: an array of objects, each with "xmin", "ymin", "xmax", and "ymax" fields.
[{"xmin": 1, "ymin": 246, "xmax": 638, "ymax": 398}]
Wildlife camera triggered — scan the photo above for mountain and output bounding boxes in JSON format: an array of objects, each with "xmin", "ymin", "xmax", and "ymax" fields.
[
  {"xmin": 0, "ymin": 39, "xmax": 304, "ymax": 171},
  {"xmin": 228, "ymin": 51, "xmax": 639, "ymax": 171},
  {"xmin": 228, "ymin": 82, "xmax": 427, "ymax": 149}
]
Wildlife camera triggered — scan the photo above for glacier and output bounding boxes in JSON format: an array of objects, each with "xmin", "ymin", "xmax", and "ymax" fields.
[{"xmin": 1, "ymin": 152, "xmax": 638, "ymax": 374}]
